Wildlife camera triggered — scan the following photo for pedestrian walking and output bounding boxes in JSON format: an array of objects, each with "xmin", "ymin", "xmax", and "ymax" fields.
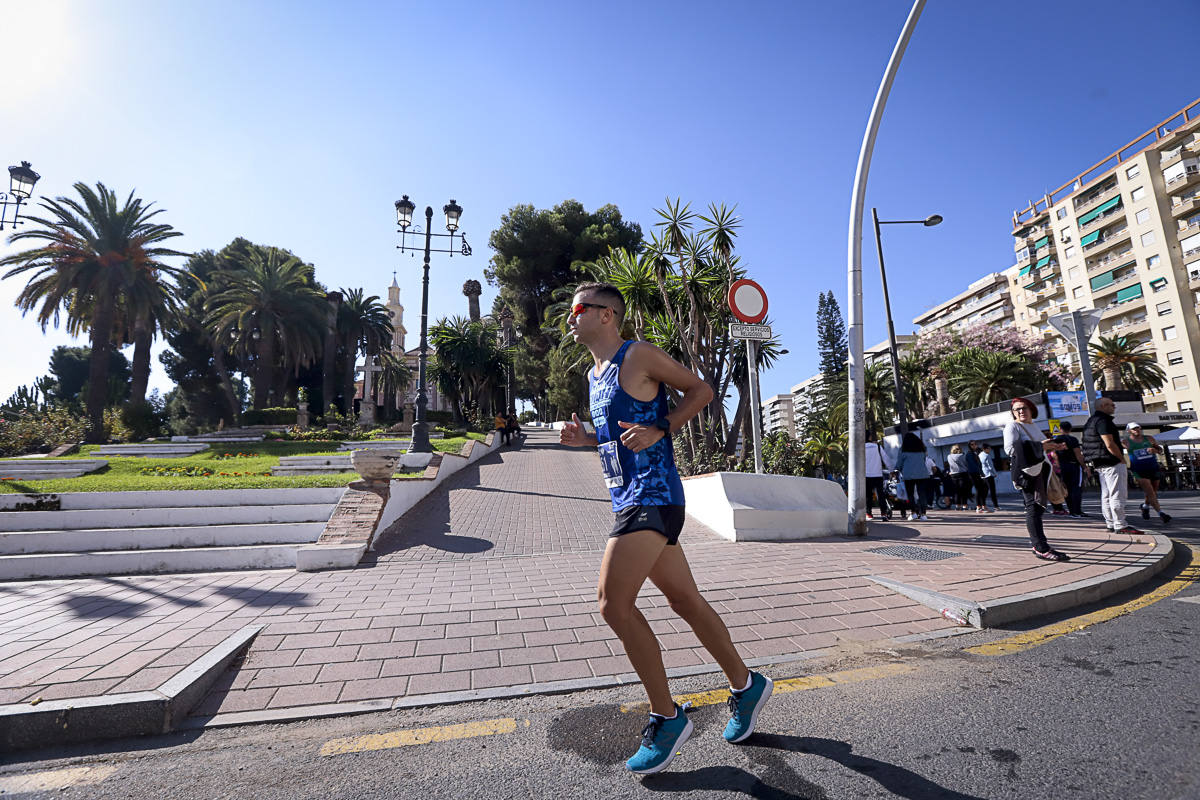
[
  {"xmin": 965, "ymin": 441, "xmax": 988, "ymax": 513},
  {"xmin": 1081, "ymin": 397, "xmax": 1143, "ymax": 535},
  {"xmin": 864, "ymin": 430, "xmax": 892, "ymax": 522},
  {"xmin": 895, "ymin": 432, "xmax": 930, "ymax": 520},
  {"xmin": 979, "ymin": 443, "xmax": 1000, "ymax": 511},
  {"xmin": 1004, "ymin": 396, "xmax": 1072, "ymax": 561},
  {"xmin": 946, "ymin": 445, "xmax": 971, "ymax": 510},
  {"xmin": 495, "ymin": 411, "xmax": 510, "ymax": 445},
  {"xmin": 1124, "ymin": 422, "xmax": 1171, "ymax": 524},
  {"xmin": 558, "ymin": 282, "xmax": 772, "ymax": 775},
  {"xmin": 1052, "ymin": 421, "xmax": 1087, "ymax": 518}
]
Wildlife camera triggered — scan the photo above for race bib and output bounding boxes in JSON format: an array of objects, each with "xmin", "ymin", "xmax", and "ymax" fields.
[
  {"xmin": 1130, "ymin": 448, "xmax": 1157, "ymax": 469},
  {"xmin": 598, "ymin": 441, "xmax": 624, "ymax": 489}
]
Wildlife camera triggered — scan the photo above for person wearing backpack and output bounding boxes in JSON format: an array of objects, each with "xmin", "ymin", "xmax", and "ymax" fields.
[{"xmin": 1081, "ymin": 397, "xmax": 1142, "ymax": 536}]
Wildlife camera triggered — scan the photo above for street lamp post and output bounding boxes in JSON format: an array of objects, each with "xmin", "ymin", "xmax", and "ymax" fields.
[
  {"xmin": 395, "ymin": 196, "xmax": 472, "ymax": 454},
  {"xmin": 0, "ymin": 161, "xmax": 41, "ymax": 231},
  {"xmin": 871, "ymin": 208, "xmax": 941, "ymax": 437}
]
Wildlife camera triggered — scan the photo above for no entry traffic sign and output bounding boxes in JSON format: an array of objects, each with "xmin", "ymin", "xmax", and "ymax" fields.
[{"xmin": 727, "ymin": 279, "xmax": 768, "ymax": 323}]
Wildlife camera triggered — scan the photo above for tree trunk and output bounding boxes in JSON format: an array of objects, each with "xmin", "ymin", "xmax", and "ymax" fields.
[
  {"xmin": 129, "ymin": 315, "xmax": 152, "ymax": 406},
  {"xmin": 724, "ymin": 389, "xmax": 749, "ymax": 458},
  {"xmin": 253, "ymin": 335, "xmax": 274, "ymax": 410},
  {"xmin": 322, "ymin": 294, "xmax": 340, "ymax": 416},
  {"xmin": 1104, "ymin": 366, "xmax": 1123, "ymax": 391},
  {"xmin": 84, "ymin": 296, "xmax": 117, "ymax": 443},
  {"xmin": 342, "ymin": 333, "xmax": 358, "ymax": 416},
  {"xmin": 934, "ymin": 374, "xmax": 951, "ymax": 416},
  {"xmin": 212, "ymin": 340, "xmax": 240, "ymax": 426}
]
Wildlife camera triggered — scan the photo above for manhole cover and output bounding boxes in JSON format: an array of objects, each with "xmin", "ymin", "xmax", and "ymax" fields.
[{"xmin": 866, "ymin": 545, "xmax": 962, "ymax": 562}]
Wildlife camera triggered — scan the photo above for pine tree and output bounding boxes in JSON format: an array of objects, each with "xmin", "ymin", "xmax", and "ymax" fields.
[{"xmin": 816, "ymin": 290, "xmax": 848, "ymax": 378}]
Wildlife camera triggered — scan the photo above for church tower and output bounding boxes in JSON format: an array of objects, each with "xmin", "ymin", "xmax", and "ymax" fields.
[{"xmin": 387, "ymin": 273, "xmax": 407, "ymax": 354}]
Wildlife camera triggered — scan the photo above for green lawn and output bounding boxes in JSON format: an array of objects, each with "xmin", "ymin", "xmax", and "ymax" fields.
[{"xmin": 0, "ymin": 434, "xmax": 488, "ymax": 494}]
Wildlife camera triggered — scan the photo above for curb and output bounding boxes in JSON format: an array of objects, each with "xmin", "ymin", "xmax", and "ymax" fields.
[
  {"xmin": 867, "ymin": 532, "xmax": 1175, "ymax": 628},
  {"xmin": 0, "ymin": 625, "xmax": 261, "ymax": 752}
]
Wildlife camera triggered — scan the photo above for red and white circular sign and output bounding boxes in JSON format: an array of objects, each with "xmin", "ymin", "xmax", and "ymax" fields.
[{"xmin": 727, "ymin": 279, "xmax": 768, "ymax": 324}]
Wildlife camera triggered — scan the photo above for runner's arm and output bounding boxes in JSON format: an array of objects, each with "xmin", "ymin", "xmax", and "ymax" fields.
[{"xmin": 617, "ymin": 343, "xmax": 713, "ymax": 452}]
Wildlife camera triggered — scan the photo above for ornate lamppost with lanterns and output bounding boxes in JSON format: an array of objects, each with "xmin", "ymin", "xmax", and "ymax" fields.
[
  {"xmin": 0, "ymin": 162, "xmax": 41, "ymax": 231},
  {"xmin": 394, "ymin": 196, "xmax": 472, "ymax": 454}
]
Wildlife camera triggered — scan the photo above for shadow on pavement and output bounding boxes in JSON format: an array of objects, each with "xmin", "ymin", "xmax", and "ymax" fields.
[
  {"xmin": 643, "ymin": 733, "xmax": 986, "ymax": 800},
  {"xmin": 371, "ymin": 461, "xmax": 495, "ymax": 557}
]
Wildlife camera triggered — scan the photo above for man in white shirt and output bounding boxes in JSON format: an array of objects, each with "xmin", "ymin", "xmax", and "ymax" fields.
[{"xmin": 864, "ymin": 430, "xmax": 892, "ymax": 525}]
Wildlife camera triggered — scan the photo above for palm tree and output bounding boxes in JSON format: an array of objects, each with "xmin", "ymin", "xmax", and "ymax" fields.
[
  {"xmin": 802, "ymin": 428, "xmax": 847, "ymax": 479},
  {"xmin": 1089, "ymin": 334, "xmax": 1167, "ymax": 393},
  {"xmin": 430, "ymin": 316, "xmax": 511, "ymax": 417},
  {"xmin": 946, "ymin": 348, "xmax": 1037, "ymax": 409},
  {"xmin": 377, "ymin": 350, "xmax": 413, "ymax": 418},
  {"xmin": 336, "ymin": 289, "xmax": 393, "ymax": 415},
  {"xmin": 205, "ymin": 248, "xmax": 328, "ymax": 410},
  {"xmin": 584, "ymin": 248, "xmax": 660, "ymax": 341},
  {"xmin": 1, "ymin": 182, "xmax": 187, "ymax": 441}
]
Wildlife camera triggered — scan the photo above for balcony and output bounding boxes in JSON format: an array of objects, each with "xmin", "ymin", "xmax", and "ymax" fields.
[
  {"xmin": 1079, "ymin": 203, "xmax": 1126, "ymax": 234},
  {"xmin": 1087, "ymin": 245, "xmax": 1135, "ymax": 273},
  {"xmin": 1108, "ymin": 315, "xmax": 1151, "ymax": 337},
  {"xmin": 1083, "ymin": 226, "xmax": 1131, "ymax": 257},
  {"xmin": 1171, "ymin": 192, "xmax": 1200, "ymax": 219},
  {"xmin": 1160, "ymin": 147, "xmax": 1186, "ymax": 170},
  {"xmin": 1093, "ymin": 269, "xmax": 1141, "ymax": 300},
  {"xmin": 1012, "ymin": 214, "xmax": 1048, "ymax": 238},
  {"xmin": 1185, "ymin": 243, "xmax": 1200, "ymax": 266},
  {"xmin": 1073, "ymin": 178, "xmax": 1120, "ymax": 213},
  {"xmin": 1166, "ymin": 164, "xmax": 1200, "ymax": 193}
]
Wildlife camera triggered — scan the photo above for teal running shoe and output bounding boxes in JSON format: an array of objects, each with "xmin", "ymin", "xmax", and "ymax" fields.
[
  {"xmin": 723, "ymin": 671, "xmax": 773, "ymax": 743},
  {"xmin": 625, "ymin": 704, "xmax": 693, "ymax": 774}
]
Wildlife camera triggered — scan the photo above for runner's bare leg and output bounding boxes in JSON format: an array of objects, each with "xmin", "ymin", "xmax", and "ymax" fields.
[
  {"xmin": 597, "ymin": 531, "xmax": 673, "ymax": 715},
  {"xmin": 649, "ymin": 545, "xmax": 750, "ymax": 691}
]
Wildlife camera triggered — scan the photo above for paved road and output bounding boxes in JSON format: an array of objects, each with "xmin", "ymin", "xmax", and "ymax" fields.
[{"xmin": 2, "ymin": 538, "xmax": 1196, "ymax": 800}]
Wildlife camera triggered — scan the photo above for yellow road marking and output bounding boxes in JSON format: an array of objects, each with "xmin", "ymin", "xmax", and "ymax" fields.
[
  {"xmin": 619, "ymin": 662, "xmax": 916, "ymax": 713},
  {"xmin": 0, "ymin": 766, "xmax": 118, "ymax": 793},
  {"xmin": 320, "ymin": 717, "xmax": 520, "ymax": 756},
  {"xmin": 966, "ymin": 543, "xmax": 1199, "ymax": 657}
]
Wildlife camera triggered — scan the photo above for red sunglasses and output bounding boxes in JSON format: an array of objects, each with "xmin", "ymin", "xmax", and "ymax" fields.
[{"xmin": 570, "ymin": 302, "xmax": 609, "ymax": 317}]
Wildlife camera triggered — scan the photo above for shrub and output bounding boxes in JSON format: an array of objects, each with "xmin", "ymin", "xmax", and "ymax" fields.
[
  {"xmin": 242, "ymin": 407, "xmax": 298, "ymax": 426},
  {"xmin": 120, "ymin": 401, "xmax": 165, "ymax": 441},
  {"xmin": 0, "ymin": 408, "xmax": 88, "ymax": 456},
  {"xmin": 426, "ymin": 410, "xmax": 454, "ymax": 427}
]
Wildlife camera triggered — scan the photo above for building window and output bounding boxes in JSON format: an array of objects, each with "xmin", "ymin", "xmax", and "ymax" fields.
[
  {"xmin": 1127, "ymin": 164, "xmax": 1141, "ymax": 179},
  {"xmin": 1064, "ymin": 245, "xmax": 1076, "ymax": 258},
  {"xmin": 1173, "ymin": 376, "xmax": 1190, "ymax": 391},
  {"xmin": 1148, "ymin": 254, "xmax": 1161, "ymax": 268},
  {"xmin": 1167, "ymin": 350, "xmax": 1184, "ymax": 365},
  {"xmin": 1157, "ymin": 301, "xmax": 1172, "ymax": 316},
  {"xmin": 1135, "ymin": 208, "xmax": 1151, "ymax": 224},
  {"xmin": 1060, "ymin": 226, "xmax": 1071, "ymax": 240},
  {"xmin": 1056, "ymin": 207, "xmax": 1067, "ymax": 220},
  {"xmin": 1131, "ymin": 186, "xmax": 1146, "ymax": 202},
  {"xmin": 1151, "ymin": 277, "xmax": 1169, "ymax": 292},
  {"xmin": 1072, "ymin": 286, "xmax": 1084, "ymax": 299},
  {"xmin": 1068, "ymin": 266, "xmax": 1081, "ymax": 279},
  {"xmin": 1141, "ymin": 231, "xmax": 1156, "ymax": 247},
  {"xmin": 1181, "ymin": 401, "xmax": 1195, "ymax": 412},
  {"xmin": 1163, "ymin": 325, "xmax": 1178, "ymax": 340}
]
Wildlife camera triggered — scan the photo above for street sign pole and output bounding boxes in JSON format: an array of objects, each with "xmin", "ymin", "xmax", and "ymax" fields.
[
  {"xmin": 1073, "ymin": 309, "xmax": 1098, "ymax": 412},
  {"xmin": 747, "ymin": 339, "xmax": 764, "ymax": 474}
]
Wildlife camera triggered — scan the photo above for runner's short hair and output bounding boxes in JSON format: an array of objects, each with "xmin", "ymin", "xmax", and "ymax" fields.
[{"xmin": 574, "ymin": 282, "xmax": 625, "ymax": 325}]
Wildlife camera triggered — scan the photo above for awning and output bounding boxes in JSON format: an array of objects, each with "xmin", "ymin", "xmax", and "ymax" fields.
[
  {"xmin": 1115, "ymin": 283, "xmax": 1143, "ymax": 303},
  {"xmin": 1077, "ymin": 196, "xmax": 1123, "ymax": 226},
  {"xmin": 1018, "ymin": 264, "xmax": 1033, "ymax": 276},
  {"xmin": 1036, "ymin": 255, "xmax": 1051, "ymax": 268},
  {"xmin": 1091, "ymin": 270, "xmax": 1115, "ymax": 290},
  {"xmin": 1150, "ymin": 277, "xmax": 1168, "ymax": 289},
  {"xmin": 1034, "ymin": 236, "xmax": 1049, "ymax": 249},
  {"xmin": 1080, "ymin": 230, "xmax": 1101, "ymax": 246}
]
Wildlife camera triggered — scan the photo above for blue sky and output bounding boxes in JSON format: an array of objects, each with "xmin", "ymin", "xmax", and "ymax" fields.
[{"xmin": 2, "ymin": 0, "xmax": 1198, "ymax": 407}]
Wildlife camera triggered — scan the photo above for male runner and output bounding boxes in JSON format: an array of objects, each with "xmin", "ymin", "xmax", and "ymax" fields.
[{"xmin": 559, "ymin": 282, "xmax": 772, "ymax": 775}]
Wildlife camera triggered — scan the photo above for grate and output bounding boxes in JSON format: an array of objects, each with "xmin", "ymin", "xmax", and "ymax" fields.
[{"xmin": 865, "ymin": 545, "xmax": 962, "ymax": 562}]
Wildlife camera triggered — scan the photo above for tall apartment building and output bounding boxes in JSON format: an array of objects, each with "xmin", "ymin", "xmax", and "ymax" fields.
[
  {"xmin": 912, "ymin": 272, "xmax": 1015, "ymax": 334},
  {"xmin": 1006, "ymin": 97, "xmax": 1200, "ymax": 413},
  {"xmin": 762, "ymin": 393, "xmax": 795, "ymax": 437}
]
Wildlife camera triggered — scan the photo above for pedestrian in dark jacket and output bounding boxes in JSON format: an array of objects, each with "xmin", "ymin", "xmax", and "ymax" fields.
[{"xmin": 1005, "ymin": 396, "xmax": 1071, "ymax": 562}]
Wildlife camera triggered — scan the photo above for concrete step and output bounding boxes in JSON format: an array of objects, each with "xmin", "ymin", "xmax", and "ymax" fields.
[
  {"xmin": 0, "ymin": 544, "xmax": 301, "ymax": 581},
  {"xmin": 337, "ymin": 440, "xmax": 410, "ymax": 451},
  {"xmin": 0, "ymin": 503, "xmax": 336, "ymax": 532},
  {"xmin": 0, "ymin": 522, "xmax": 326, "ymax": 555},
  {"xmin": 95, "ymin": 444, "xmax": 209, "ymax": 458},
  {"xmin": 0, "ymin": 460, "xmax": 108, "ymax": 480},
  {"xmin": 0, "ymin": 487, "xmax": 346, "ymax": 511}
]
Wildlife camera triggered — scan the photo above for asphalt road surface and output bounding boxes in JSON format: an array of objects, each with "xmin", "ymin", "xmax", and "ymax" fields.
[{"xmin": 2, "ymin": 520, "xmax": 1198, "ymax": 799}]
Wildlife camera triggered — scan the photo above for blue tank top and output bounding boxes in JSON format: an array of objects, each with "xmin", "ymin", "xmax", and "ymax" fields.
[{"xmin": 588, "ymin": 340, "xmax": 686, "ymax": 511}]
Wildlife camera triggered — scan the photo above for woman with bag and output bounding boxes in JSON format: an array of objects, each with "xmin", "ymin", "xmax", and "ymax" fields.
[
  {"xmin": 895, "ymin": 432, "xmax": 931, "ymax": 521},
  {"xmin": 1004, "ymin": 397, "xmax": 1071, "ymax": 562}
]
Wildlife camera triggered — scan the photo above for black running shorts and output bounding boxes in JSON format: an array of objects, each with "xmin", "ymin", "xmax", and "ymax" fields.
[{"xmin": 610, "ymin": 504, "xmax": 686, "ymax": 546}]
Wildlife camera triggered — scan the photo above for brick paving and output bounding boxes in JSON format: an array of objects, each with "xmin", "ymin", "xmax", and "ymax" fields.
[{"xmin": 0, "ymin": 429, "xmax": 1177, "ymax": 718}]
